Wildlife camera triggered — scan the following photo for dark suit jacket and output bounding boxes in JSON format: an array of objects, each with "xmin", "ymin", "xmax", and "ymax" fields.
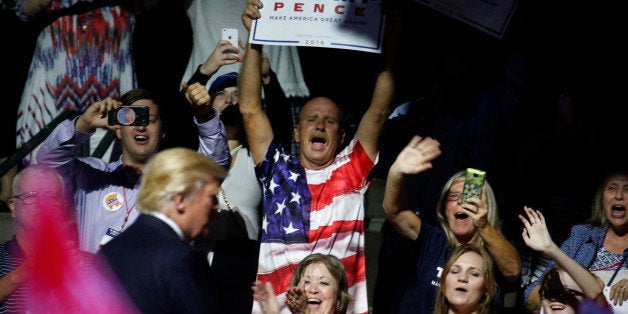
[{"xmin": 99, "ymin": 214, "xmax": 222, "ymax": 313}]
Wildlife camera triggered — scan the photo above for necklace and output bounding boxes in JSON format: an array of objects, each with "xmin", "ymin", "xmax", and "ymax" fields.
[{"xmin": 220, "ymin": 188, "xmax": 232, "ymax": 211}]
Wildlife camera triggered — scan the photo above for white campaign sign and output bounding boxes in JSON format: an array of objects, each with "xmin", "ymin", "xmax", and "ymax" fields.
[{"xmin": 250, "ymin": 0, "xmax": 385, "ymax": 53}]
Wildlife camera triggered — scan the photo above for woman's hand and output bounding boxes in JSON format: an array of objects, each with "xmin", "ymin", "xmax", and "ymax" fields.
[
  {"xmin": 609, "ymin": 279, "xmax": 628, "ymax": 306},
  {"xmin": 519, "ymin": 206, "xmax": 556, "ymax": 254}
]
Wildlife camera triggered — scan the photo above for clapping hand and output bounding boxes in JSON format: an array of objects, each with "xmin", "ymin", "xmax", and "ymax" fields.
[
  {"xmin": 252, "ymin": 281, "xmax": 280, "ymax": 314},
  {"xmin": 286, "ymin": 286, "xmax": 308, "ymax": 313}
]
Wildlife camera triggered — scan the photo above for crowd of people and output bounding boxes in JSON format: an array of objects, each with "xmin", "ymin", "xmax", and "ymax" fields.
[{"xmin": 0, "ymin": 0, "xmax": 624, "ymax": 313}]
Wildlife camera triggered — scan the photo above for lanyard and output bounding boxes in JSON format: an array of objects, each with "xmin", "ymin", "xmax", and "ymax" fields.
[
  {"xmin": 118, "ymin": 187, "xmax": 136, "ymax": 231},
  {"xmin": 607, "ymin": 248, "xmax": 628, "ymax": 287}
]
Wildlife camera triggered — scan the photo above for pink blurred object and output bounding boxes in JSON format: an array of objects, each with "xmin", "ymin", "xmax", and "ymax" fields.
[{"xmin": 24, "ymin": 179, "xmax": 137, "ymax": 313}]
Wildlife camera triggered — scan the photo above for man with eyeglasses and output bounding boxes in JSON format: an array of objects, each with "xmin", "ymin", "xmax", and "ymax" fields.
[
  {"xmin": 1, "ymin": 164, "xmax": 138, "ymax": 313},
  {"xmin": 0, "ymin": 165, "xmax": 68, "ymax": 312}
]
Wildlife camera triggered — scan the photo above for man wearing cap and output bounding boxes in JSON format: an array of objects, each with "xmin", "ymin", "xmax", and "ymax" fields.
[{"xmin": 182, "ymin": 41, "xmax": 294, "ymax": 313}]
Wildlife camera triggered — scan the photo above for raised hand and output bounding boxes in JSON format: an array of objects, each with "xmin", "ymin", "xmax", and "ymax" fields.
[
  {"xmin": 199, "ymin": 40, "xmax": 241, "ymax": 76},
  {"xmin": 75, "ymin": 97, "xmax": 121, "ymax": 133},
  {"xmin": 519, "ymin": 206, "xmax": 556, "ymax": 254},
  {"xmin": 251, "ymin": 280, "xmax": 280, "ymax": 314},
  {"xmin": 182, "ymin": 82, "xmax": 213, "ymax": 123},
  {"xmin": 242, "ymin": 0, "xmax": 263, "ymax": 32},
  {"xmin": 391, "ymin": 135, "xmax": 441, "ymax": 176}
]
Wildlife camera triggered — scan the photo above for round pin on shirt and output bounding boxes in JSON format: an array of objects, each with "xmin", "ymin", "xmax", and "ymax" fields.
[{"xmin": 103, "ymin": 191, "xmax": 124, "ymax": 211}]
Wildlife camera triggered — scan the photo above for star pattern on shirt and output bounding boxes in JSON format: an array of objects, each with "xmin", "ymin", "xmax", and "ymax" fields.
[
  {"xmin": 275, "ymin": 199, "xmax": 287, "ymax": 215},
  {"xmin": 258, "ymin": 140, "xmax": 311, "ymax": 243},
  {"xmin": 288, "ymin": 171, "xmax": 300, "ymax": 182}
]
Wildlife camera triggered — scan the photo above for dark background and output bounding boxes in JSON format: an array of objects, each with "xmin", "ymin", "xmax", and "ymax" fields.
[{"xmin": 1, "ymin": 0, "xmax": 624, "ymax": 242}]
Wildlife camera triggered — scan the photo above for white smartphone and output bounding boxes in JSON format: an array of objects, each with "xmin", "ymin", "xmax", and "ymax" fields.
[{"xmin": 222, "ymin": 28, "xmax": 239, "ymax": 48}]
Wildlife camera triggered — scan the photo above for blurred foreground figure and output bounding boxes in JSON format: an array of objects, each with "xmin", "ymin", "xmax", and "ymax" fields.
[{"xmin": 1, "ymin": 164, "xmax": 136, "ymax": 313}]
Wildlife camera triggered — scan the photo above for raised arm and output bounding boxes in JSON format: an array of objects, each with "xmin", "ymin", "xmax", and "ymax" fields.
[
  {"xmin": 354, "ymin": 1, "xmax": 401, "ymax": 160},
  {"xmin": 382, "ymin": 136, "xmax": 441, "ymax": 240},
  {"xmin": 262, "ymin": 54, "xmax": 293, "ymax": 152},
  {"xmin": 239, "ymin": 0, "xmax": 274, "ymax": 165},
  {"xmin": 36, "ymin": 98, "xmax": 119, "ymax": 176},
  {"xmin": 183, "ymin": 82, "xmax": 230, "ymax": 167},
  {"xmin": 477, "ymin": 216, "xmax": 522, "ymax": 281},
  {"xmin": 520, "ymin": 207, "xmax": 605, "ymax": 303}
]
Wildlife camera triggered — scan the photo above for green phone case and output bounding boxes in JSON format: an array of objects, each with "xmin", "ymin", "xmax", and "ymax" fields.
[{"xmin": 461, "ymin": 168, "xmax": 486, "ymax": 203}]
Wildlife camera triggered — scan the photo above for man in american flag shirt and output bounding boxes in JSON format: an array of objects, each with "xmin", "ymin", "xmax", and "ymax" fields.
[{"xmin": 239, "ymin": 1, "xmax": 400, "ymax": 312}]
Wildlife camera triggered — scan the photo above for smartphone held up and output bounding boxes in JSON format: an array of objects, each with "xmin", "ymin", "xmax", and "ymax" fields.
[
  {"xmin": 461, "ymin": 168, "xmax": 486, "ymax": 203},
  {"xmin": 221, "ymin": 28, "xmax": 239, "ymax": 48},
  {"xmin": 108, "ymin": 106, "xmax": 149, "ymax": 126}
]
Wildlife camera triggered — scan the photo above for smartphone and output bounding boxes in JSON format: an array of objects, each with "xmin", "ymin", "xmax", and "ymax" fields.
[
  {"xmin": 461, "ymin": 168, "xmax": 486, "ymax": 203},
  {"xmin": 107, "ymin": 106, "xmax": 149, "ymax": 126},
  {"xmin": 222, "ymin": 28, "xmax": 239, "ymax": 48}
]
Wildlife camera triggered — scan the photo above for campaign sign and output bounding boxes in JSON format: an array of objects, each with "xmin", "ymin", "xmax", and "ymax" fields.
[{"xmin": 250, "ymin": 0, "xmax": 385, "ymax": 53}]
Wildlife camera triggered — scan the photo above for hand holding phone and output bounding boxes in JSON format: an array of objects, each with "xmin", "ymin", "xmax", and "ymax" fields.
[{"xmin": 461, "ymin": 168, "xmax": 486, "ymax": 203}]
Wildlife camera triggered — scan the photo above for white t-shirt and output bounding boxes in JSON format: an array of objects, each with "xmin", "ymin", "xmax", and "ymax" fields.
[{"xmin": 183, "ymin": 0, "xmax": 310, "ymax": 98}]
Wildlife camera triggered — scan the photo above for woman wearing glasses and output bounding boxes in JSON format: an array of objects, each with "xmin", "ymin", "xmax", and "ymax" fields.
[
  {"xmin": 377, "ymin": 135, "xmax": 520, "ymax": 313},
  {"xmin": 520, "ymin": 206, "xmax": 610, "ymax": 313}
]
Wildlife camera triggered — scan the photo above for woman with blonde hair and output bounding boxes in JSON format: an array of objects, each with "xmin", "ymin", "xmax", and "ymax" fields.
[
  {"xmin": 434, "ymin": 244, "xmax": 498, "ymax": 314},
  {"xmin": 378, "ymin": 136, "xmax": 520, "ymax": 313}
]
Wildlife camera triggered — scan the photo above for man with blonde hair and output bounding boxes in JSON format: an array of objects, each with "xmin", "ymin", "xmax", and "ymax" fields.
[{"xmin": 99, "ymin": 147, "xmax": 227, "ymax": 313}]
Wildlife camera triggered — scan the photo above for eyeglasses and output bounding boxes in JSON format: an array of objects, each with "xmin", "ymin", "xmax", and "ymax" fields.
[
  {"xmin": 447, "ymin": 192, "xmax": 462, "ymax": 201},
  {"xmin": 11, "ymin": 192, "xmax": 64, "ymax": 205}
]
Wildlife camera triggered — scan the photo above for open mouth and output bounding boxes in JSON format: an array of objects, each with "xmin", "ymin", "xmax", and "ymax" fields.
[
  {"xmin": 310, "ymin": 136, "xmax": 326, "ymax": 150},
  {"xmin": 454, "ymin": 212, "xmax": 469, "ymax": 220},
  {"xmin": 134, "ymin": 135, "xmax": 148, "ymax": 142},
  {"xmin": 307, "ymin": 299, "xmax": 321, "ymax": 305},
  {"xmin": 550, "ymin": 304, "xmax": 566, "ymax": 310},
  {"xmin": 311, "ymin": 136, "xmax": 326, "ymax": 144},
  {"xmin": 455, "ymin": 287, "xmax": 468, "ymax": 292},
  {"xmin": 611, "ymin": 205, "xmax": 626, "ymax": 218}
]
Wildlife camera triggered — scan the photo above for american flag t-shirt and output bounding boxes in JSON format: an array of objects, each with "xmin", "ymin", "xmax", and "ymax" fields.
[{"xmin": 253, "ymin": 138, "xmax": 374, "ymax": 314}]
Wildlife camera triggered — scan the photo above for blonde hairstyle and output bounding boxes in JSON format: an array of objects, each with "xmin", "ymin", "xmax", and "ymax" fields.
[
  {"xmin": 587, "ymin": 170, "xmax": 628, "ymax": 227},
  {"xmin": 434, "ymin": 244, "xmax": 498, "ymax": 314},
  {"xmin": 137, "ymin": 148, "xmax": 226, "ymax": 213},
  {"xmin": 289, "ymin": 253, "xmax": 353, "ymax": 314},
  {"xmin": 436, "ymin": 171, "xmax": 500, "ymax": 247}
]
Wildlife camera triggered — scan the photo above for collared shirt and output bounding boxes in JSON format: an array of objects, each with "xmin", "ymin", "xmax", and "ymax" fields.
[
  {"xmin": 36, "ymin": 111, "xmax": 229, "ymax": 253},
  {"xmin": 150, "ymin": 212, "xmax": 184, "ymax": 241}
]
